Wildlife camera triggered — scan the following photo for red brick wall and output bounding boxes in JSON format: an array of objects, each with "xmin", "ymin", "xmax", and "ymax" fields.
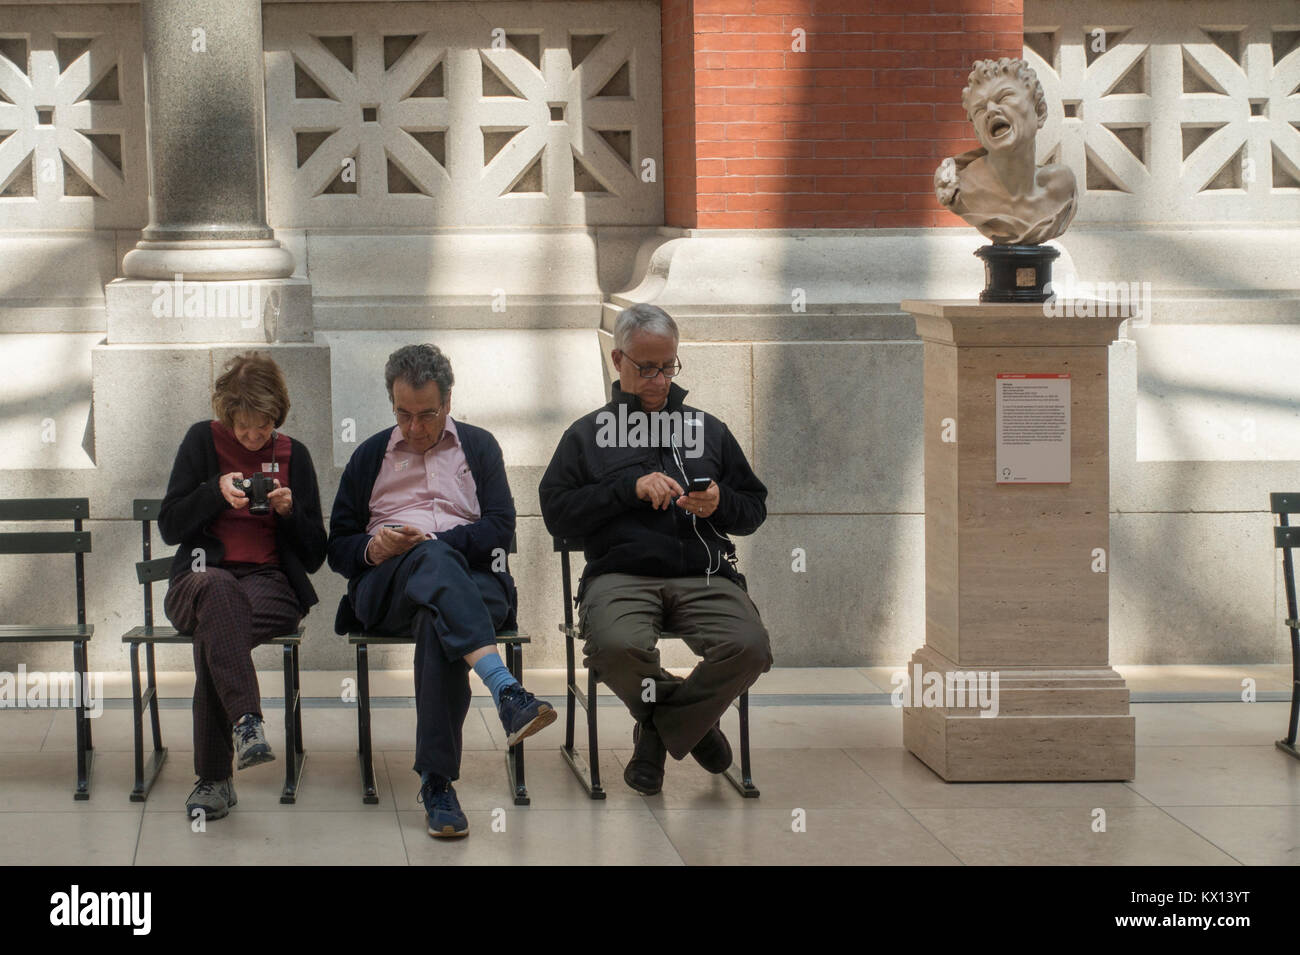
[{"xmin": 660, "ymin": 0, "xmax": 1024, "ymax": 229}]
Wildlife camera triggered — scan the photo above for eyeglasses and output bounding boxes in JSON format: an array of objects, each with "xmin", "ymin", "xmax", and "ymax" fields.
[
  {"xmin": 623, "ymin": 354, "xmax": 683, "ymax": 379},
  {"xmin": 394, "ymin": 407, "xmax": 445, "ymax": 426}
]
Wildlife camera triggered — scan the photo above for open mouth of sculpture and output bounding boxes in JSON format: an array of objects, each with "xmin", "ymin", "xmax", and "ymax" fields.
[{"xmin": 988, "ymin": 116, "xmax": 1012, "ymax": 141}]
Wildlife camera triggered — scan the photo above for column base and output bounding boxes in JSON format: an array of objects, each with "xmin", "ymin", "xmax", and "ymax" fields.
[
  {"xmin": 122, "ymin": 239, "xmax": 294, "ymax": 281},
  {"xmin": 901, "ymin": 645, "xmax": 1136, "ymax": 781},
  {"xmin": 105, "ymin": 277, "xmax": 312, "ymax": 344}
]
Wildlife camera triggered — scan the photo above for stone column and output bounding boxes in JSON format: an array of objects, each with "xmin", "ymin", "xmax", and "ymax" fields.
[
  {"xmin": 123, "ymin": 0, "xmax": 291, "ymax": 280},
  {"xmin": 92, "ymin": 0, "xmax": 332, "ymax": 543},
  {"xmin": 900, "ymin": 300, "xmax": 1135, "ymax": 782}
]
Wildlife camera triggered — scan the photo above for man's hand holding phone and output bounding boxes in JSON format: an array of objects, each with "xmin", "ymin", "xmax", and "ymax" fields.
[
  {"xmin": 366, "ymin": 523, "xmax": 424, "ymax": 564},
  {"xmin": 676, "ymin": 478, "xmax": 719, "ymax": 519}
]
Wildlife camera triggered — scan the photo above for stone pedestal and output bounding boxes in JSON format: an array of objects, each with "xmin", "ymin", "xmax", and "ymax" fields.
[{"xmin": 900, "ymin": 299, "xmax": 1135, "ymax": 781}]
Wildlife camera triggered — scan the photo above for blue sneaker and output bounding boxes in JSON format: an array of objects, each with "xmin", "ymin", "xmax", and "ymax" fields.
[
  {"xmin": 497, "ymin": 683, "xmax": 557, "ymax": 747},
  {"xmin": 418, "ymin": 779, "xmax": 469, "ymax": 838}
]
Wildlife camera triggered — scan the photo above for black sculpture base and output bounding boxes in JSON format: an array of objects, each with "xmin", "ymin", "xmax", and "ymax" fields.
[{"xmin": 975, "ymin": 244, "xmax": 1060, "ymax": 303}]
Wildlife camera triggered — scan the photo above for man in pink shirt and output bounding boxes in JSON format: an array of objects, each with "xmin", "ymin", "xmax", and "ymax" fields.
[{"xmin": 328, "ymin": 344, "xmax": 554, "ymax": 838}]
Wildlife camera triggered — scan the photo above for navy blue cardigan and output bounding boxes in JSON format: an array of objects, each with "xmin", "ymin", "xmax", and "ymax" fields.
[{"xmin": 326, "ymin": 421, "xmax": 518, "ymax": 634}]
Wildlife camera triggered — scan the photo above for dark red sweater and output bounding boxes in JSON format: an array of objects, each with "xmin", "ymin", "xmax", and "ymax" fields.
[{"xmin": 210, "ymin": 420, "xmax": 292, "ymax": 565}]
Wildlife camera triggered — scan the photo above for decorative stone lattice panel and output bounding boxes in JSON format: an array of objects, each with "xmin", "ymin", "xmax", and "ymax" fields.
[
  {"xmin": 263, "ymin": 1, "xmax": 663, "ymax": 228},
  {"xmin": 1025, "ymin": 0, "xmax": 1300, "ymax": 223},
  {"xmin": 0, "ymin": 4, "xmax": 147, "ymax": 229}
]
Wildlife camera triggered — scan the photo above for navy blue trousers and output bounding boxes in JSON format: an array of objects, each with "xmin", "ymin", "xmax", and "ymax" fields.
[{"xmin": 351, "ymin": 540, "xmax": 509, "ymax": 781}]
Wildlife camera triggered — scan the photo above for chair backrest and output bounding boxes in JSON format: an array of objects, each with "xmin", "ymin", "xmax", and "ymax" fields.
[
  {"xmin": 1272, "ymin": 493, "xmax": 1300, "ymax": 632},
  {"xmin": 0, "ymin": 498, "xmax": 92, "ymax": 625},
  {"xmin": 552, "ymin": 537, "xmax": 583, "ymax": 625},
  {"xmin": 132, "ymin": 498, "xmax": 168, "ymax": 629}
]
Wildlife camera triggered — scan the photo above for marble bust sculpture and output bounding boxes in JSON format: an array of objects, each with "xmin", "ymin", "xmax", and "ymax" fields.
[{"xmin": 934, "ymin": 57, "xmax": 1076, "ymax": 246}]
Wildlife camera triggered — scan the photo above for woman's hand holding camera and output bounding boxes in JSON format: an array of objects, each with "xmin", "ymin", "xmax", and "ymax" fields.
[
  {"xmin": 219, "ymin": 472, "xmax": 292, "ymax": 515},
  {"xmin": 268, "ymin": 479, "xmax": 293, "ymax": 516},
  {"xmin": 219, "ymin": 471, "xmax": 248, "ymax": 508}
]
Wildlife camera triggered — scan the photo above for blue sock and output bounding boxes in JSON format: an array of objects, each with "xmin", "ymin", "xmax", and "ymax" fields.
[{"xmin": 472, "ymin": 653, "xmax": 519, "ymax": 706}]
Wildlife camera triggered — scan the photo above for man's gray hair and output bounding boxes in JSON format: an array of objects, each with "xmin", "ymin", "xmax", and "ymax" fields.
[
  {"xmin": 385, "ymin": 343, "xmax": 454, "ymax": 401},
  {"xmin": 614, "ymin": 303, "xmax": 679, "ymax": 352}
]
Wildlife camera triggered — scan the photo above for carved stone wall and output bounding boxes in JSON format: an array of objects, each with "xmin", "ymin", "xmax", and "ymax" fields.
[
  {"xmin": 1025, "ymin": 0, "xmax": 1300, "ymax": 223},
  {"xmin": 262, "ymin": 1, "xmax": 664, "ymax": 228}
]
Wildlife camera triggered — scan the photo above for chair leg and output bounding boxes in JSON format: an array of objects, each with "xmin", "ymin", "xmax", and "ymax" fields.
[
  {"xmin": 145, "ymin": 642, "xmax": 164, "ymax": 753},
  {"xmin": 357, "ymin": 643, "xmax": 378, "ymax": 804},
  {"xmin": 72, "ymin": 640, "xmax": 92, "ymax": 801},
  {"xmin": 128, "ymin": 642, "xmax": 167, "ymax": 802},
  {"xmin": 563, "ymin": 626, "xmax": 576, "ymax": 752},
  {"xmin": 723, "ymin": 690, "xmax": 760, "ymax": 798},
  {"xmin": 292, "ymin": 643, "xmax": 304, "ymax": 755},
  {"xmin": 585, "ymin": 665, "xmax": 604, "ymax": 797},
  {"xmin": 279, "ymin": 643, "xmax": 306, "ymax": 804},
  {"xmin": 558, "ymin": 630, "xmax": 606, "ymax": 800},
  {"xmin": 504, "ymin": 642, "xmax": 529, "ymax": 806}
]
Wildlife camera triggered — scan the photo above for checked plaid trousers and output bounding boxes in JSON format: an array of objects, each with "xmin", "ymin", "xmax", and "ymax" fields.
[{"xmin": 164, "ymin": 562, "xmax": 302, "ymax": 780}]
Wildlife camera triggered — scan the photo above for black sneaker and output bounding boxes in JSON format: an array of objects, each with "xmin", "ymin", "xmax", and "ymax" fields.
[
  {"xmin": 690, "ymin": 722, "xmax": 733, "ymax": 774},
  {"xmin": 418, "ymin": 779, "xmax": 469, "ymax": 838},
  {"xmin": 233, "ymin": 713, "xmax": 275, "ymax": 770},
  {"xmin": 497, "ymin": 684, "xmax": 557, "ymax": 747},
  {"xmin": 624, "ymin": 720, "xmax": 667, "ymax": 795}
]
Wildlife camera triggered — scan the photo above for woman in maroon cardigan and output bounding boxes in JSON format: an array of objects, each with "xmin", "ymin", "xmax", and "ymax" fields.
[{"xmin": 158, "ymin": 352, "xmax": 327, "ymax": 821}]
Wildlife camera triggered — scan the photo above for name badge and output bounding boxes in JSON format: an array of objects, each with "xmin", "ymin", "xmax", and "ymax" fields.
[
  {"xmin": 394, "ymin": 459, "xmax": 411, "ymax": 471},
  {"xmin": 262, "ymin": 462, "xmax": 280, "ymax": 473}
]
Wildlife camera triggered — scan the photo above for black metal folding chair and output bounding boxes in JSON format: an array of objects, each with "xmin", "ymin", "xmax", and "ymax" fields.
[
  {"xmin": 0, "ymin": 498, "xmax": 94, "ymax": 799},
  {"xmin": 554, "ymin": 536, "xmax": 758, "ymax": 799},
  {"xmin": 1272, "ymin": 492, "xmax": 1300, "ymax": 761},
  {"xmin": 121, "ymin": 499, "xmax": 306, "ymax": 803},
  {"xmin": 347, "ymin": 535, "xmax": 531, "ymax": 805}
]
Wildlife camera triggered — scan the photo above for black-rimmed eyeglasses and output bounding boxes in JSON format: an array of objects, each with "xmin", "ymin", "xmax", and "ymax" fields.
[{"xmin": 623, "ymin": 354, "xmax": 683, "ymax": 379}]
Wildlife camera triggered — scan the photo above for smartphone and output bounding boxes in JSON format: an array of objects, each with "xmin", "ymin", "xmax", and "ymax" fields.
[
  {"xmin": 689, "ymin": 477, "xmax": 712, "ymax": 493},
  {"xmin": 382, "ymin": 523, "xmax": 405, "ymax": 530}
]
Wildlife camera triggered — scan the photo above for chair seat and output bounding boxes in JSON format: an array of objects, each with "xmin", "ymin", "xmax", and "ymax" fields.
[
  {"xmin": 348, "ymin": 629, "xmax": 527, "ymax": 645},
  {"xmin": 0, "ymin": 623, "xmax": 93, "ymax": 642},
  {"xmin": 122, "ymin": 624, "xmax": 304, "ymax": 645}
]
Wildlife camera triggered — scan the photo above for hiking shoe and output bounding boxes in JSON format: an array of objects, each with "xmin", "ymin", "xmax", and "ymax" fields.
[
  {"xmin": 186, "ymin": 777, "xmax": 236, "ymax": 821},
  {"xmin": 497, "ymin": 684, "xmax": 557, "ymax": 747},
  {"xmin": 624, "ymin": 720, "xmax": 667, "ymax": 796},
  {"xmin": 418, "ymin": 779, "xmax": 469, "ymax": 838},
  {"xmin": 233, "ymin": 713, "xmax": 275, "ymax": 770},
  {"xmin": 690, "ymin": 722, "xmax": 733, "ymax": 774}
]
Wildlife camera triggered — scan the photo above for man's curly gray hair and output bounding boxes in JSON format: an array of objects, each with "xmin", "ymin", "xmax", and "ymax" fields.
[
  {"xmin": 961, "ymin": 57, "xmax": 1048, "ymax": 130},
  {"xmin": 384, "ymin": 343, "xmax": 454, "ymax": 402}
]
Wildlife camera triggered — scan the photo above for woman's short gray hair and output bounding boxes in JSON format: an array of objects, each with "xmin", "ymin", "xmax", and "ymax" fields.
[
  {"xmin": 385, "ymin": 343, "xmax": 454, "ymax": 402},
  {"xmin": 614, "ymin": 303, "xmax": 679, "ymax": 352}
]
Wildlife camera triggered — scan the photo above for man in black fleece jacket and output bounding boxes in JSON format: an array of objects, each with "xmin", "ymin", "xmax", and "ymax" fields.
[{"xmin": 539, "ymin": 303, "xmax": 772, "ymax": 795}]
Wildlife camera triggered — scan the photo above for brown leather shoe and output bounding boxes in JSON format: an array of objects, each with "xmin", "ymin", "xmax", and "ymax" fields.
[
  {"xmin": 690, "ymin": 722, "xmax": 732, "ymax": 774},
  {"xmin": 625, "ymin": 721, "xmax": 667, "ymax": 795}
]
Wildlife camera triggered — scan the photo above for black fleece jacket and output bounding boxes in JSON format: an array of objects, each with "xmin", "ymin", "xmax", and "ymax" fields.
[
  {"xmin": 157, "ymin": 420, "xmax": 328, "ymax": 614},
  {"xmin": 538, "ymin": 381, "xmax": 767, "ymax": 599}
]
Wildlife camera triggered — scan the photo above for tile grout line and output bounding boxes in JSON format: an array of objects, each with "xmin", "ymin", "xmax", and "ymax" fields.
[
  {"xmin": 1139, "ymin": 802, "xmax": 1250, "ymax": 866},
  {"xmin": 840, "ymin": 747, "xmax": 969, "ymax": 866}
]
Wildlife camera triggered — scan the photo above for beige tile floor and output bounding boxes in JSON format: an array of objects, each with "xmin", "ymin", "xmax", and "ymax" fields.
[{"xmin": 1, "ymin": 665, "xmax": 1297, "ymax": 865}]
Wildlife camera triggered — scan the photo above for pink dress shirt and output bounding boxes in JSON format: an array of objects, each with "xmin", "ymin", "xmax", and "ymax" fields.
[{"xmin": 363, "ymin": 417, "xmax": 479, "ymax": 563}]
